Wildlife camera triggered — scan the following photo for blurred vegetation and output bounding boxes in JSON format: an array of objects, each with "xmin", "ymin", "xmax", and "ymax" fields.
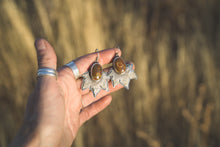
[{"xmin": 0, "ymin": 0, "xmax": 220, "ymax": 146}]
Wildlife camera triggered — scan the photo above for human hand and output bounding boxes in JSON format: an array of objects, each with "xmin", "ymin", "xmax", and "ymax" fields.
[{"xmin": 10, "ymin": 39, "xmax": 126, "ymax": 147}]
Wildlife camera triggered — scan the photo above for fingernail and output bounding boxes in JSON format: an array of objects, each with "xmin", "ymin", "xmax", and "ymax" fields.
[{"xmin": 35, "ymin": 39, "xmax": 46, "ymax": 50}]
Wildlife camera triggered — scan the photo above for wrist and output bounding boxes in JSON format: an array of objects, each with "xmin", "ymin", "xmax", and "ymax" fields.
[{"xmin": 10, "ymin": 122, "xmax": 40, "ymax": 147}]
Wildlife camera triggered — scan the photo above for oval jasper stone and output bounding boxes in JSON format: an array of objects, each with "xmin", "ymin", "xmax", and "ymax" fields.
[
  {"xmin": 90, "ymin": 63, "xmax": 102, "ymax": 81},
  {"xmin": 113, "ymin": 57, "xmax": 126, "ymax": 74}
]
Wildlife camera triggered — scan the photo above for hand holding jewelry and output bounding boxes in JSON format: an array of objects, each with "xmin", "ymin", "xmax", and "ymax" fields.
[
  {"xmin": 11, "ymin": 39, "xmax": 126, "ymax": 147},
  {"xmin": 11, "ymin": 38, "xmax": 137, "ymax": 147}
]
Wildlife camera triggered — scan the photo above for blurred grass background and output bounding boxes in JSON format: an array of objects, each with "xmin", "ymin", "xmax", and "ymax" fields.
[{"xmin": 0, "ymin": 0, "xmax": 220, "ymax": 146}]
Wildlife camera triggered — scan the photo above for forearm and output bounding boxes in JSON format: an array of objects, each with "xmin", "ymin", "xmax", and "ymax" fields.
[
  {"xmin": 10, "ymin": 123, "xmax": 39, "ymax": 147},
  {"xmin": 10, "ymin": 122, "xmax": 64, "ymax": 147}
]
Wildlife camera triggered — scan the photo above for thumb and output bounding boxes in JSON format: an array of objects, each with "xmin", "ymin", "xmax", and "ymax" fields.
[{"xmin": 35, "ymin": 38, "xmax": 57, "ymax": 70}]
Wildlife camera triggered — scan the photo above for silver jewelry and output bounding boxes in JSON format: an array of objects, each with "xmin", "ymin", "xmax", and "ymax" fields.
[
  {"xmin": 81, "ymin": 49, "xmax": 110, "ymax": 97},
  {"xmin": 37, "ymin": 68, "xmax": 57, "ymax": 78},
  {"xmin": 108, "ymin": 53, "xmax": 137, "ymax": 89},
  {"xmin": 65, "ymin": 61, "xmax": 80, "ymax": 79}
]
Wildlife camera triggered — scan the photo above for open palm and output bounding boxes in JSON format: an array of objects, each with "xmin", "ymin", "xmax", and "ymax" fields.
[{"xmin": 11, "ymin": 39, "xmax": 124, "ymax": 147}]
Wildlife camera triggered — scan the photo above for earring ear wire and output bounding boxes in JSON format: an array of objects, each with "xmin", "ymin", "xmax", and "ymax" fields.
[
  {"xmin": 113, "ymin": 43, "xmax": 120, "ymax": 49},
  {"xmin": 95, "ymin": 49, "xmax": 99, "ymax": 62}
]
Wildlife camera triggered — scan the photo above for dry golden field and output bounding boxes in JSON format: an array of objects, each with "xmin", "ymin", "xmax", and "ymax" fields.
[{"xmin": 0, "ymin": 0, "xmax": 220, "ymax": 146}]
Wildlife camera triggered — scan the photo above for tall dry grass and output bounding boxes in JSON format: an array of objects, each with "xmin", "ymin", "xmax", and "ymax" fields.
[{"xmin": 0, "ymin": 0, "xmax": 220, "ymax": 146}]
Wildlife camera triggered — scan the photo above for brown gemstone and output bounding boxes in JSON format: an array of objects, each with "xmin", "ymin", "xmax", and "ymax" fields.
[
  {"xmin": 90, "ymin": 63, "xmax": 102, "ymax": 81},
  {"xmin": 113, "ymin": 57, "xmax": 126, "ymax": 74}
]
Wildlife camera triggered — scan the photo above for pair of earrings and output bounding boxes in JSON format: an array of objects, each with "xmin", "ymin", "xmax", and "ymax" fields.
[{"xmin": 81, "ymin": 49, "xmax": 137, "ymax": 97}]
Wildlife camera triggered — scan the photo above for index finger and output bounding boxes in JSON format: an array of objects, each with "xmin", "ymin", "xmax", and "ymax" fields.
[{"xmin": 64, "ymin": 48, "xmax": 121, "ymax": 76}]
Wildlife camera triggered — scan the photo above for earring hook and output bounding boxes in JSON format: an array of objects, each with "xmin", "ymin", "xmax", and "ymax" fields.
[
  {"xmin": 113, "ymin": 43, "xmax": 120, "ymax": 49},
  {"xmin": 115, "ymin": 43, "xmax": 120, "ymax": 49},
  {"xmin": 95, "ymin": 49, "xmax": 99, "ymax": 62},
  {"xmin": 113, "ymin": 43, "xmax": 120, "ymax": 57},
  {"xmin": 115, "ymin": 48, "xmax": 120, "ymax": 57}
]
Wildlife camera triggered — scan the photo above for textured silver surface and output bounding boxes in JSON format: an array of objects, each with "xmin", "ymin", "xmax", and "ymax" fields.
[
  {"xmin": 37, "ymin": 68, "xmax": 57, "ymax": 78},
  {"xmin": 65, "ymin": 61, "xmax": 80, "ymax": 79},
  {"xmin": 81, "ymin": 71, "xmax": 110, "ymax": 97},
  {"xmin": 108, "ymin": 64, "xmax": 137, "ymax": 89}
]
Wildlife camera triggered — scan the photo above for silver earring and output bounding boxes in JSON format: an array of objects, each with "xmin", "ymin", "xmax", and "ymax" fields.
[
  {"xmin": 81, "ymin": 49, "xmax": 110, "ymax": 97},
  {"xmin": 108, "ymin": 51, "xmax": 137, "ymax": 89}
]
